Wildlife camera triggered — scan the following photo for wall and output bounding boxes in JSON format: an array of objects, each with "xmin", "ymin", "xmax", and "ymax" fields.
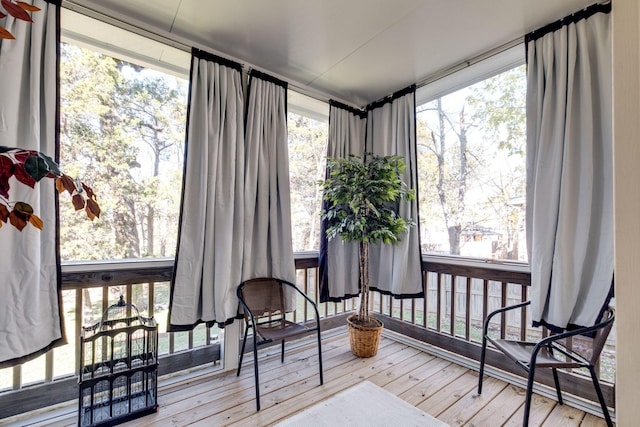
[{"xmin": 612, "ymin": 0, "xmax": 640, "ymax": 424}]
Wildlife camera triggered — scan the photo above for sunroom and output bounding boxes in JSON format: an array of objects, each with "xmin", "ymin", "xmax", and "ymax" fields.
[{"xmin": 1, "ymin": 0, "xmax": 638, "ymax": 426}]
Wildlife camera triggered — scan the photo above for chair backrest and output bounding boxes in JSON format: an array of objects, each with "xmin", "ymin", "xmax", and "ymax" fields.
[
  {"xmin": 588, "ymin": 306, "xmax": 615, "ymax": 365},
  {"xmin": 237, "ymin": 278, "xmax": 295, "ymax": 320}
]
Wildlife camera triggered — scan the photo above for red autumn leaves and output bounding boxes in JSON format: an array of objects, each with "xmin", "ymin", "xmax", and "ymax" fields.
[
  {"xmin": 0, "ymin": 0, "xmax": 40, "ymax": 40},
  {"xmin": 0, "ymin": 146, "xmax": 100, "ymax": 232},
  {"xmin": 55, "ymin": 174, "xmax": 101, "ymax": 221}
]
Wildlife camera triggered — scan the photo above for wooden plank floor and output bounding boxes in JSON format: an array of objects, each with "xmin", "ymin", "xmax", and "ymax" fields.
[{"xmin": 1, "ymin": 331, "xmax": 612, "ymax": 427}]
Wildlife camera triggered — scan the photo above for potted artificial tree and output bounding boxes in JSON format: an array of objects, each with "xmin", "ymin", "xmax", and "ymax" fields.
[{"xmin": 321, "ymin": 153, "xmax": 414, "ymax": 357}]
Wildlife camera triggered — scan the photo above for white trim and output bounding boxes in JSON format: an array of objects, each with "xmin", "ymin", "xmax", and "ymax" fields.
[
  {"xmin": 416, "ymin": 42, "xmax": 525, "ymax": 107},
  {"xmin": 61, "ymin": 28, "xmax": 190, "ymax": 78},
  {"xmin": 222, "ymin": 321, "xmax": 240, "ymax": 373},
  {"xmin": 288, "ymin": 91, "xmax": 329, "ymax": 123},
  {"xmin": 61, "ymin": 257, "xmax": 174, "ymax": 273}
]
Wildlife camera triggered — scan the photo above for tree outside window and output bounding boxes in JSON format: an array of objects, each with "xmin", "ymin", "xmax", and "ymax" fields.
[{"xmin": 417, "ymin": 65, "xmax": 526, "ymax": 262}]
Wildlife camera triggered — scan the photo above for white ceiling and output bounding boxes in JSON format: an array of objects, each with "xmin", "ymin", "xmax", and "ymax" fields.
[{"xmin": 64, "ymin": 0, "xmax": 597, "ymax": 107}]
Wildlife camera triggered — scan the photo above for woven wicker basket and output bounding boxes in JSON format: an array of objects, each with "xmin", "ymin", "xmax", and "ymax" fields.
[{"xmin": 347, "ymin": 314, "xmax": 383, "ymax": 358}]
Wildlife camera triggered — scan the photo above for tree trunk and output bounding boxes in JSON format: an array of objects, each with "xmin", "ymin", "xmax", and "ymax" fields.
[
  {"xmin": 115, "ymin": 198, "xmax": 140, "ymax": 258},
  {"xmin": 146, "ymin": 205, "xmax": 154, "ymax": 255},
  {"xmin": 145, "ymin": 149, "xmax": 161, "ymax": 257},
  {"xmin": 448, "ymin": 225, "xmax": 461, "ymax": 255},
  {"xmin": 83, "ymin": 289, "xmax": 93, "ymax": 322},
  {"xmin": 358, "ymin": 240, "xmax": 370, "ymax": 320}
]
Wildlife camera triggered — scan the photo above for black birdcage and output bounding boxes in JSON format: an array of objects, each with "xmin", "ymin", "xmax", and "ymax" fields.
[{"xmin": 78, "ymin": 296, "xmax": 158, "ymax": 427}]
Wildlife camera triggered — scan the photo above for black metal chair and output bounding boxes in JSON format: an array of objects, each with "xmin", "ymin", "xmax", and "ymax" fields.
[
  {"xmin": 477, "ymin": 301, "xmax": 614, "ymax": 427},
  {"xmin": 236, "ymin": 277, "xmax": 323, "ymax": 411}
]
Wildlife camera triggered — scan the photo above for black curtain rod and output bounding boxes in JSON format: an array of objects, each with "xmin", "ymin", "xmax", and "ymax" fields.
[
  {"xmin": 192, "ymin": 48, "xmax": 242, "ymax": 71},
  {"xmin": 525, "ymin": 1, "xmax": 611, "ymax": 44},
  {"xmin": 249, "ymin": 68, "xmax": 288, "ymax": 89},
  {"xmin": 329, "ymin": 100, "xmax": 366, "ymax": 119},
  {"xmin": 366, "ymin": 84, "xmax": 416, "ymax": 112}
]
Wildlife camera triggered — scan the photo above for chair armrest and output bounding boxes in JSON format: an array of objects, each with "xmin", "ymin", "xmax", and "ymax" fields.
[
  {"xmin": 484, "ymin": 300, "xmax": 531, "ymax": 336},
  {"xmin": 236, "ymin": 289, "xmax": 258, "ymax": 324},
  {"xmin": 281, "ymin": 280, "xmax": 322, "ymax": 325},
  {"xmin": 531, "ymin": 307, "xmax": 615, "ymax": 364},
  {"xmin": 236, "ymin": 292, "xmax": 263, "ymax": 343}
]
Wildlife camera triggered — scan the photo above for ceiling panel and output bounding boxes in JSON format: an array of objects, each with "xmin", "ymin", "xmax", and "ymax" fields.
[
  {"xmin": 67, "ymin": 0, "xmax": 598, "ymax": 105},
  {"xmin": 169, "ymin": 0, "xmax": 424, "ymax": 85},
  {"xmin": 312, "ymin": 0, "xmax": 597, "ymax": 105}
]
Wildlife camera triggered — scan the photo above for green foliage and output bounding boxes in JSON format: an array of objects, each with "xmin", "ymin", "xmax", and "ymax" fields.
[
  {"xmin": 59, "ymin": 43, "xmax": 187, "ymax": 261},
  {"xmin": 288, "ymin": 113, "xmax": 328, "ymax": 251},
  {"xmin": 320, "ymin": 153, "xmax": 415, "ymax": 321},
  {"xmin": 321, "ymin": 154, "xmax": 415, "ymax": 245},
  {"xmin": 416, "ymin": 65, "xmax": 526, "ymax": 259},
  {"xmin": 468, "ymin": 66, "xmax": 527, "ymax": 156}
]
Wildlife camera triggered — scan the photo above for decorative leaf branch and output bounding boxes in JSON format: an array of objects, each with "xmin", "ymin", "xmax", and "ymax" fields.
[
  {"xmin": 0, "ymin": 146, "xmax": 100, "ymax": 232},
  {"xmin": 0, "ymin": 0, "xmax": 41, "ymax": 40}
]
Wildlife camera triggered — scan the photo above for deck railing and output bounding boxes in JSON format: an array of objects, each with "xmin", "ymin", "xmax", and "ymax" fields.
[
  {"xmin": 0, "ymin": 254, "xmax": 615, "ymax": 418},
  {"xmin": 371, "ymin": 256, "xmax": 616, "ymax": 409}
]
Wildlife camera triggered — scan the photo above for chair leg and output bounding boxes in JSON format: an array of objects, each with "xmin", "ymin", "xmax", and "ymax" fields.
[
  {"xmin": 523, "ymin": 366, "xmax": 536, "ymax": 427},
  {"xmin": 552, "ymin": 367, "xmax": 563, "ymax": 405},
  {"xmin": 317, "ymin": 328, "xmax": 324, "ymax": 385},
  {"xmin": 253, "ymin": 339, "xmax": 261, "ymax": 411},
  {"xmin": 477, "ymin": 335, "xmax": 488, "ymax": 394},
  {"xmin": 281, "ymin": 339, "xmax": 285, "ymax": 363},
  {"xmin": 589, "ymin": 366, "xmax": 613, "ymax": 427},
  {"xmin": 237, "ymin": 324, "xmax": 249, "ymax": 376}
]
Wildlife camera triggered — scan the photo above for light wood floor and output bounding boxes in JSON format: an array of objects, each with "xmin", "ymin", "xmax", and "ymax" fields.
[{"xmin": 3, "ymin": 331, "xmax": 612, "ymax": 427}]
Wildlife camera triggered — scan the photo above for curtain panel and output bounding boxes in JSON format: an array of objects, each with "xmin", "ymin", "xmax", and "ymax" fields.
[
  {"xmin": 318, "ymin": 101, "xmax": 367, "ymax": 302},
  {"xmin": 366, "ymin": 86, "xmax": 423, "ymax": 298},
  {"xmin": 0, "ymin": 0, "xmax": 63, "ymax": 367},
  {"xmin": 242, "ymin": 70, "xmax": 296, "ymax": 284},
  {"xmin": 168, "ymin": 49, "xmax": 245, "ymax": 330},
  {"xmin": 319, "ymin": 87, "xmax": 423, "ymax": 302},
  {"xmin": 525, "ymin": 3, "xmax": 612, "ymax": 330}
]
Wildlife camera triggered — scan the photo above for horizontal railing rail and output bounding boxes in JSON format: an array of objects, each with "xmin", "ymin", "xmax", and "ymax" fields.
[{"xmin": 0, "ymin": 253, "xmax": 616, "ymax": 418}]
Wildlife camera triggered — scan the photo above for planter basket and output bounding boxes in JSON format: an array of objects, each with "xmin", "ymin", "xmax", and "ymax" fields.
[{"xmin": 347, "ymin": 314, "xmax": 383, "ymax": 358}]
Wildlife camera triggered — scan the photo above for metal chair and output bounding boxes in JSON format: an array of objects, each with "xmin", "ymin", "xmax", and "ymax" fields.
[
  {"xmin": 236, "ymin": 277, "xmax": 323, "ymax": 411},
  {"xmin": 477, "ymin": 301, "xmax": 614, "ymax": 427}
]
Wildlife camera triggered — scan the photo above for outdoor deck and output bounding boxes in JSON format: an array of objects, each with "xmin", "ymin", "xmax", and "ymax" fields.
[{"xmin": 2, "ymin": 330, "xmax": 612, "ymax": 427}]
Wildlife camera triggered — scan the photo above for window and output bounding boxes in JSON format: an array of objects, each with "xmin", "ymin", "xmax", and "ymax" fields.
[
  {"xmin": 416, "ymin": 65, "xmax": 527, "ymax": 262},
  {"xmin": 59, "ymin": 10, "xmax": 189, "ymax": 262},
  {"xmin": 61, "ymin": 12, "xmax": 331, "ymax": 258},
  {"xmin": 32, "ymin": 11, "xmax": 213, "ymax": 386},
  {"xmin": 287, "ymin": 93, "xmax": 329, "ymax": 252}
]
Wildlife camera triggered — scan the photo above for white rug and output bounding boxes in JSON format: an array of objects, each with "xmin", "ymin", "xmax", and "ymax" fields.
[{"xmin": 275, "ymin": 381, "xmax": 449, "ymax": 427}]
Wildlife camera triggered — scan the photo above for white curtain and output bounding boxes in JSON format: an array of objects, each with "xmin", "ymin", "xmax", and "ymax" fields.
[
  {"xmin": 242, "ymin": 71, "xmax": 295, "ymax": 283},
  {"xmin": 169, "ymin": 50, "xmax": 245, "ymax": 329},
  {"xmin": 0, "ymin": 0, "xmax": 62, "ymax": 367},
  {"xmin": 526, "ymin": 4, "xmax": 612, "ymax": 330},
  {"xmin": 366, "ymin": 86, "xmax": 423, "ymax": 298},
  {"xmin": 319, "ymin": 101, "xmax": 367, "ymax": 302}
]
